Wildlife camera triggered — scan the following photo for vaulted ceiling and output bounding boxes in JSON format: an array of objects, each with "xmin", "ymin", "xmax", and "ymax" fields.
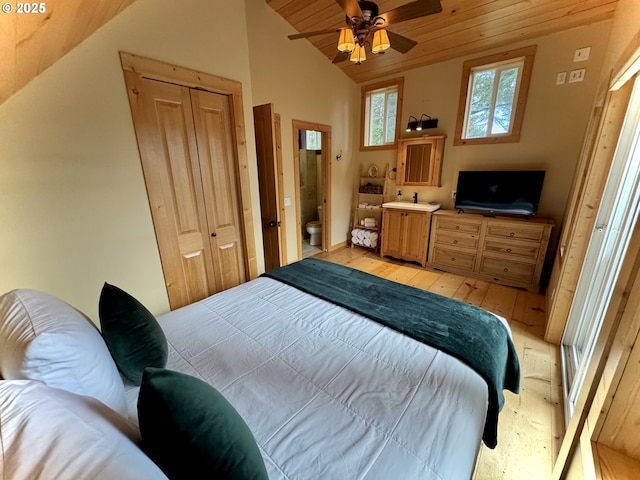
[
  {"xmin": 266, "ymin": 0, "xmax": 618, "ymax": 84},
  {"xmin": 0, "ymin": 0, "xmax": 136, "ymax": 105},
  {"xmin": 0, "ymin": 0, "xmax": 619, "ymax": 105}
]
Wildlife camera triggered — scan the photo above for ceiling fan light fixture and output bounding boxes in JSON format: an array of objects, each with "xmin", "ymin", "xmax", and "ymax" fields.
[
  {"xmin": 350, "ymin": 44, "xmax": 366, "ymax": 64},
  {"xmin": 337, "ymin": 28, "xmax": 356, "ymax": 53},
  {"xmin": 372, "ymin": 29, "xmax": 390, "ymax": 53}
]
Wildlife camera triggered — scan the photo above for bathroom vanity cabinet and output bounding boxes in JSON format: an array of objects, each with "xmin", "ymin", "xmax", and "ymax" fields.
[{"xmin": 380, "ymin": 207, "xmax": 431, "ymax": 267}]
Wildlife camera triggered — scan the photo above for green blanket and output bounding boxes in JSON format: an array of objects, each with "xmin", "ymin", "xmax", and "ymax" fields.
[{"xmin": 262, "ymin": 258, "xmax": 520, "ymax": 448}]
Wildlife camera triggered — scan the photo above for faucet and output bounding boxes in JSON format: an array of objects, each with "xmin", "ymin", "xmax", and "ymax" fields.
[{"xmin": 413, "ymin": 192, "xmax": 418, "ymax": 204}]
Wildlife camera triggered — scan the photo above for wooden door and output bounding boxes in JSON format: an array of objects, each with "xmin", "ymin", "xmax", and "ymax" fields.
[
  {"xmin": 125, "ymin": 75, "xmax": 245, "ymax": 309},
  {"xmin": 191, "ymin": 89, "xmax": 247, "ymax": 290},
  {"xmin": 402, "ymin": 211, "xmax": 429, "ymax": 263},
  {"xmin": 381, "ymin": 209, "xmax": 404, "ymax": 258},
  {"xmin": 253, "ymin": 103, "xmax": 285, "ymax": 271}
]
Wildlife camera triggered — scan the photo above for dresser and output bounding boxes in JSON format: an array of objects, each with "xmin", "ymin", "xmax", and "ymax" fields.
[{"xmin": 427, "ymin": 210, "xmax": 553, "ymax": 292}]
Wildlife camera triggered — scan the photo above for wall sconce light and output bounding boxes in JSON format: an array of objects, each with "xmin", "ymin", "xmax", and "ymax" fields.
[
  {"xmin": 405, "ymin": 114, "xmax": 438, "ymax": 132},
  {"xmin": 405, "ymin": 116, "xmax": 418, "ymax": 132}
]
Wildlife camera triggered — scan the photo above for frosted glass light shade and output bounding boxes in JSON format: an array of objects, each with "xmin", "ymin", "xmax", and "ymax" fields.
[
  {"xmin": 337, "ymin": 29, "xmax": 355, "ymax": 52},
  {"xmin": 372, "ymin": 30, "xmax": 390, "ymax": 53},
  {"xmin": 350, "ymin": 44, "xmax": 366, "ymax": 63}
]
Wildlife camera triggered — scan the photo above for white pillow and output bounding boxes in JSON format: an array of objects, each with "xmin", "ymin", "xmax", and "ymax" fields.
[
  {"xmin": 0, "ymin": 380, "xmax": 168, "ymax": 479},
  {"xmin": 0, "ymin": 289, "xmax": 127, "ymax": 415}
]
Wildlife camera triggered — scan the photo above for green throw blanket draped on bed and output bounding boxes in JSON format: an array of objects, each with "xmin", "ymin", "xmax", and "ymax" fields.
[{"xmin": 262, "ymin": 258, "xmax": 520, "ymax": 449}]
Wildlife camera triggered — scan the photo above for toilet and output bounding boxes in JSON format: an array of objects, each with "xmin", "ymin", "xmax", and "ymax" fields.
[{"xmin": 306, "ymin": 206, "xmax": 323, "ymax": 246}]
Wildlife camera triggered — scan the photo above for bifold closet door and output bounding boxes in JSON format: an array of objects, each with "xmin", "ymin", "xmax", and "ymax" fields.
[
  {"xmin": 125, "ymin": 74, "xmax": 246, "ymax": 309},
  {"xmin": 190, "ymin": 89, "xmax": 246, "ymax": 293}
]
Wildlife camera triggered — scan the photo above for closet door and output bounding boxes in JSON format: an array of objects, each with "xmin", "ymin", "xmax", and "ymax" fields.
[
  {"xmin": 125, "ymin": 74, "xmax": 244, "ymax": 309},
  {"xmin": 190, "ymin": 89, "xmax": 246, "ymax": 290}
]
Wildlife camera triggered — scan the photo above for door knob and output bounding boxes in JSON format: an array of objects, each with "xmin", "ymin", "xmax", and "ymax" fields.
[
  {"xmin": 268, "ymin": 220, "xmax": 281, "ymax": 227},
  {"xmin": 211, "ymin": 232, "xmax": 217, "ymax": 237}
]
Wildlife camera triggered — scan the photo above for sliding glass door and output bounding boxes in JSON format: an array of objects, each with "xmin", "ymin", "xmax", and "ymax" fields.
[{"xmin": 562, "ymin": 76, "xmax": 640, "ymax": 422}]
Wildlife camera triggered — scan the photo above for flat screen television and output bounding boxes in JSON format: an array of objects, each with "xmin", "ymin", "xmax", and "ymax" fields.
[{"xmin": 454, "ymin": 170, "xmax": 545, "ymax": 216}]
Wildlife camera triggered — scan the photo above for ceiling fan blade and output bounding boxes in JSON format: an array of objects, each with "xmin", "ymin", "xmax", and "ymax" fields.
[
  {"xmin": 379, "ymin": 0, "xmax": 442, "ymax": 26},
  {"xmin": 288, "ymin": 28, "xmax": 342, "ymax": 40},
  {"xmin": 335, "ymin": 0, "xmax": 363, "ymax": 20},
  {"xmin": 387, "ymin": 30, "xmax": 418, "ymax": 54},
  {"xmin": 332, "ymin": 51, "xmax": 351, "ymax": 64}
]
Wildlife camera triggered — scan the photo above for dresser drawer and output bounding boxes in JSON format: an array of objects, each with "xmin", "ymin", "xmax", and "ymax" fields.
[
  {"xmin": 431, "ymin": 247, "xmax": 476, "ymax": 272},
  {"xmin": 483, "ymin": 240, "xmax": 539, "ymax": 261},
  {"xmin": 479, "ymin": 256, "xmax": 535, "ymax": 283},
  {"xmin": 435, "ymin": 217, "xmax": 482, "ymax": 235},
  {"xmin": 433, "ymin": 230, "xmax": 479, "ymax": 249},
  {"xmin": 485, "ymin": 221, "xmax": 545, "ymax": 242}
]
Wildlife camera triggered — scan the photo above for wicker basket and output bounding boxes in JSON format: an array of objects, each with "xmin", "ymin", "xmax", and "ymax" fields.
[{"xmin": 359, "ymin": 184, "xmax": 383, "ymax": 194}]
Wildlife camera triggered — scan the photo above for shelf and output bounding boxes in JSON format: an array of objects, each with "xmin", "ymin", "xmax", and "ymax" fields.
[{"xmin": 350, "ymin": 163, "xmax": 388, "ymax": 251}]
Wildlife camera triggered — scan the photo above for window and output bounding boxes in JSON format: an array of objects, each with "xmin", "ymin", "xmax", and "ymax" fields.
[
  {"xmin": 304, "ymin": 130, "xmax": 322, "ymax": 150},
  {"xmin": 361, "ymin": 77, "xmax": 404, "ymax": 150},
  {"xmin": 454, "ymin": 46, "xmax": 536, "ymax": 146}
]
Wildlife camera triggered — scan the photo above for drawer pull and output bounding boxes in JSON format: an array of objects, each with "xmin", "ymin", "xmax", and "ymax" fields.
[
  {"xmin": 509, "ymin": 232, "xmax": 515, "ymax": 237},
  {"xmin": 451, "ymin": 257, "xmax": 456, "ymax": 262},
  {"xmin": 453, "ymin": 240, "xmax": 458, "ymax": 244},
  {"xmin": 506, "ymin": 248, "xmax": 512, "ymax": 253},
  {"xmin": 455, "ymin": 226, "xmax": 460, "ymax": 230},
  {"xmin": 504, "ymin": 268, "xmax": 509, "ymax": 272}
]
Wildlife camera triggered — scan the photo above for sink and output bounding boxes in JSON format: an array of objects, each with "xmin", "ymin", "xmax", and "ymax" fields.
[{"xmin": 382, "ymin": 201, "xmax": 441, "ymax": 212}]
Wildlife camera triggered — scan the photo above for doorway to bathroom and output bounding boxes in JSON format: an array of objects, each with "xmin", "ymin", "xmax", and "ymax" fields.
[{"xmin": 292, "ymin": 120, "xmax": 332, "ymax": 260}]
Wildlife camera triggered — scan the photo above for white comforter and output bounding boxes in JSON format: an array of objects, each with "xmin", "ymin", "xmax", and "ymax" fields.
[{"xmin": 127, "ymin": 277, "xmax": 496, "ymax": 479}]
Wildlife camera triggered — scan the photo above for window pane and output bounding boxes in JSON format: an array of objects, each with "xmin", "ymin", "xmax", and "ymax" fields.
[
  {"xmin": 362, "ymin": 79, "xmax": 402, "ymax": 148},
  {"xmin": 491, "ymin": 67, "xmax": 519, "ymax": 134},
  {"xmin": 369, "ymin": 92, "xmax": 386, "ymax": 146},
  {"xmin": 384, "ymin": 92, "xmax": 397, "ymax": 143},
  {"xmin": 305, "ymin": 130, "xmax": 321, "ymax": 150},
  {"xmin": 466, "ymin": 70, "xmax": 495, "ymax": 138}
]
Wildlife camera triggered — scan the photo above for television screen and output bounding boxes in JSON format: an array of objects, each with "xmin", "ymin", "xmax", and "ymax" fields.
[{"xmin": 454, "ymin": 170, "xmax": 545, "ymax": 216}]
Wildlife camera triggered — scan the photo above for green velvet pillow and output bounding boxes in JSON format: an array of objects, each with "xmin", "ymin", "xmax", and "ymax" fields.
[
  {"xmin": 99, "ymin": 283, "xmax": 168, "ymax": 385},
  {"xmin": 138, "ymin": 368, "xmax": 269, "ymax": 480}
]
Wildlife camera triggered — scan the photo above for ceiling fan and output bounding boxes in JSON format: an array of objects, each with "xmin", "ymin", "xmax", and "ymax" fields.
[{"xmin": 287, "ymin": 0, "xmax": 442, "ymax": 64}]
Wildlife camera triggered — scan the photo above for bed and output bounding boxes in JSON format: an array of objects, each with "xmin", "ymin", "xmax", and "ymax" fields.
[{"xmin": 0, "ymin": 258, "xmax": 519, "ymax": 480}]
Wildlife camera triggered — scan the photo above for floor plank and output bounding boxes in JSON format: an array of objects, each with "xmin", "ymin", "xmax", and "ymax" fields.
[{"xmin": 316, "ymin": 247, "xmax": 562, "ymax": 478}]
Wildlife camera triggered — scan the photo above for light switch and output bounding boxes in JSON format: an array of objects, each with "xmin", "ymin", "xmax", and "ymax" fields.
[
  {"xmin": 569, "ymin": 69, "xmax": 586, "ymax": 83},
  {"xmin": 284, "ymin": 197, "xmax": 291, "ymax": 207},
  {"xmin": 556, "ymin": 72, "xmax": 567, "ymax": 85},
  {"xmin": 574, "ymin": 47, "xmax": 591, "ymax": 62}
]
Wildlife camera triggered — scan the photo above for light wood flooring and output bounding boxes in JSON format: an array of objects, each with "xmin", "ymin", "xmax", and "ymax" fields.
[{"xmin": 314, "ymin": 246, "xmax": 563, "ymax": 480}]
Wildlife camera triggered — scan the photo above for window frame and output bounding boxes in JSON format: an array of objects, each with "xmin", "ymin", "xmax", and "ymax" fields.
[
  {"xmin": 360, "ymin": 77, "xmax": 404, "ymax": 151},
  {"xmin": 454, "ymin": 46, "xmax": 536, "ymax": 146}
]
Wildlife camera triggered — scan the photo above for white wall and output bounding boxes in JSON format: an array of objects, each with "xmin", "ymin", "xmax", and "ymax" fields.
[
  {"xmin": 0, "ymin": 0, "xmax": 261, "ymax": 321},
  {"xmin": 245, "ymin": 0, "xmax": 360, "ymax": 261}
]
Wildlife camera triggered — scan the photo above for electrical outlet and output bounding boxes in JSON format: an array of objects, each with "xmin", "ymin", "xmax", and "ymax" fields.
[
  {"xmin": 574, "ymin": 47, "xmax": 591, "ymax": 62},
  {"xmin": 556, "ymin": 72, "xmax": 566, "ymax": 85},
  {"xmin": 284, "ymin": 197, "xmax": 291, "ymax": 207},
  {"xmin": 452, "ymin": 191, "xmax": 456, "ymax": 199},
  {"xmin": 569, "ymin": 68, "xmax": 586, "ymax": 83}
]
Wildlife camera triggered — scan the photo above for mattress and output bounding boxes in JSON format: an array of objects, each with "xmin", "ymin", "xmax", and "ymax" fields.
[{"xmin": 126, "ymin": 276, "xmax": 502, "ymax": 479}]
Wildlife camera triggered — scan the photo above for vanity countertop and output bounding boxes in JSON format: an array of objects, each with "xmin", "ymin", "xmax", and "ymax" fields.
[{"xmin": 382, "ymin": 201, "xmax": 441, "ymax": 212}]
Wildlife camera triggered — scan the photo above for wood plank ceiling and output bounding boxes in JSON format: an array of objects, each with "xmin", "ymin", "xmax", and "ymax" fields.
[
  {"xmin": 0, "ymin": 0, "xmax": 136, "ymax": 105},
  {"xmin": 266, "ymin": 0, "xmax": 619, "ymax": 84}
]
